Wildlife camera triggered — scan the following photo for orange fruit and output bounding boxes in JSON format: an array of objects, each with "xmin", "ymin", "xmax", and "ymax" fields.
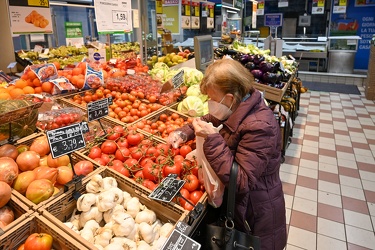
[
  {"xmin": 76, "ymin": 79, "xmax": 85, "ymax": 89},
  {"xmin": 15, "ymin": 79, "xmax": 28, "ymax": 89},
  {"xmin": 6, "ymin": 85, "xmax": 15, "ymax": 93},
  {"xmin": 34, "ymin": 87, "xmax": 42, "ymax": 94},
  {"xmin": 52, "ymin": 61, "xmax": 61, "ymax": 70},
  {"xmin": 0, "ymin": 92, "xmax": 11, "ymax": 100},
  {"xmin": 72, "ymin": 67, "xmax": 82, "ymax": 76},
  {"xmin": 9, "ymin": 88, "xmax": 24, "ymax": 98},
  {"xmin": 27, "ymin": 70, "xmax": 37, "ymax": 80},
  {"xmin": 41, "ymin": 81, "xmax": 54, "ymax": 93},
  {"xmin": 23, "ymin": 86, "xmax": 35, "ymax": 94},
  {"xmin": 21, "ymin": 74, "xmax": 28, "ymax": 80},
  {"xmin": 33, "ymin": 78, "xmax": 41, "ymax": 87},
  {"xmin": 70, "ymin": 75, "xmax": 79, "ymax": 85},
  {"xmin": 26, "ymin": 79, "xmax": 34, "ymax": 87}
]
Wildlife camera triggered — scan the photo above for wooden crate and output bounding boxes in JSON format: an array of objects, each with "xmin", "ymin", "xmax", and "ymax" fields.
[
  {"xmin": 12, "ymin": 133, "xmax": 101, "ymax": 211},
  {"xmin": 0, "ymin": 194, "xmax": 33, "ymax": 235},
  {"xmin": 134, "ymin": 107, "xmax": 192, "ymax": 142},
  {"xmin": 39, "ymin": 167, "xmax": 196, "ymax": 249},
  {"xmin": 0, "ymin": 213, "xmax": 88, "ymax": 250},
  {"xmin": 253, "ymin": 80, "xmax": 290, "ymax": 103}
]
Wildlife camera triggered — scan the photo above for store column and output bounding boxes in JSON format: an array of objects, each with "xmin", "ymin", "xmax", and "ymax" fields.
[{"xmin": 0, "ymin": 0, "xmax": 16, "ymax": 73}]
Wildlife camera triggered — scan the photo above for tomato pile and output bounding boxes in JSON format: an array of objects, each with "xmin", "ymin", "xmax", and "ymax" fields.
[
  {"xmin": 36, "ymin": 108, "xmax": 83, "ymax": 130},
  {"xmin": 135, "ymin": 111, "xmax": 193, "ymax": 139},
  {"xmin": 67, "ymin": 87, "xmax": 164, "ymax": 124},
  {"xmin": 86, "ymin": 125, "xmax": 203, "ymax": 210}
]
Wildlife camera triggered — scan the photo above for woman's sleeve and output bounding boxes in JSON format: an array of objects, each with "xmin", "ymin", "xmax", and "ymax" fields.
[{"xmin": 203, "ymin": 120, "xmax": 276, "ymax": 191}]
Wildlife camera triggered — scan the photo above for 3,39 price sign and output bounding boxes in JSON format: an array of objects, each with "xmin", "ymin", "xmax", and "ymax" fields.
[{"xmin": 46, "ymin": 123, "xmax": 86, "ymax": 158}]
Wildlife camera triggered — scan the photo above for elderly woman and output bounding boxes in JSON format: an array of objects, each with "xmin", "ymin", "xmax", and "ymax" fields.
[{"xmin": 169, "ymin": 58, "xmax": 287, "ymax": 250}]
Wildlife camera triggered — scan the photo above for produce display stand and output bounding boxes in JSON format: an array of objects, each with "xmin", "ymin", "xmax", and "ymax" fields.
[
  {"xmin": 10, "ymin": 132, "xmax": 101, "ymax": 211},
  {"xmin": 0, "ymin": 194, "xmax": 33, "ymax": 236},
  {"xmin": 0, "ymin": 213, "xmax": 88, "ymax": 250},
  {"xmin": 38, "ymin": 167, "xmax": 205, "ymax": 249}
]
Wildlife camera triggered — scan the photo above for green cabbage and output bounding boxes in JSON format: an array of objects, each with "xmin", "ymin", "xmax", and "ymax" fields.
[
  {"xmin": 186, "ymin": 84, "xmax": 208, "ymax": 102},
  {"xmin": 177, "ymin": 96, "xmax": 204, "ymax": 117},
  {"xmin": 178, "ymin": 67, "xmax": 204, "ymax": 87}
]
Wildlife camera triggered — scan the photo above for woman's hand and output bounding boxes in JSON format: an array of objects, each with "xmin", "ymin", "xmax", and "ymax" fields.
[{"xmin": 192, "ymin": 118, "xmax": 222, "ymax": 138}]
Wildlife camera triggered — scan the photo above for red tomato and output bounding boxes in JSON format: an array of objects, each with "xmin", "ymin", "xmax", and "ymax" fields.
[
  {"xmin": 94, "ymin": 157, "xmax": 107, "ymax": 166},
  {"xmin": 124, "ymin": 158, "xmax": 139, "ymax": 172},
  {"xmin": 115, "ymin": 147, "xmax": 130, "ymax": 162},
  {"xmin": 127, "ymin": 132, "xmax": 142, "ymax": 146},
  {"xmin": 178, "ymin": 188, "xmax": 190, "ymax": 207},
  {"xmin": 100, "ymin": 153, "xmax": 111, "ymax": 165},
  {"xmin": 156, "ymin": 143, "xmax": 170, "ymax": 156},
  {"xmin": 190, "ymin": 190, "xmax": 204, "ymax": 205},
  {"xmin": 163, "ymin": 164, "xmax": 181, "ymax": 178},
  {"xmin": 142, "ymin": 162, "xmax": 161, "ymax": 182},
  {"xmin": 117, "ymin": 138, "xmax": 129, "ymax": 148},
  {"xmin": 24, "ymin": 233, "xmax": 53, "ymax": 250},
  {"xmin": 110, "ymin": 161, "xmax": 130, "ymax": 177},
  {"xmin": 180, "ymin": 145, "xmax": 192, "ymax": 158},
  {"xmin": 74, "ymin": 160, "xmax": 94, "ymax": 176},
  {"xmin": 88, "ymin": 146, "xmax": 101, "ymax": 159},
  {"xmin": 101, "ymin": 140, "xmax": 117, "ymax": 154},
  {"xmin": 183, "ymin": 174, "xmax": 199, "ymax": 192},
  {"xmin": 142, "ymin": 179, "xmax": 157, "ymax": 190},
  {"xmin": 130, "ymin": 147, "xmax": 144, "ymax": 160},
  {"xmin": 183, "ymin": 199, "xmax": 195, "ymax": 211}
]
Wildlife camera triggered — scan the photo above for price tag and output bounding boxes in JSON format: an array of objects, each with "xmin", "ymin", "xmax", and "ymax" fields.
[
  {"xmin": 172, "ymin": 70, "xmax": 184, "ymax": 89},
  {"xmin": 34, "ymin": 45, "xmax": 43, "ymax": 53},
  {"xmin": 28, "ymin": 0, "xmax": 49, "ymax": 7},
  {"xmin": 161, "ymin": 229, "xmax": 201, "ymax": 250},
  {"xmin": 46, "ymin": 123, "xmax": 86, "ymax": 159},
  {"xmin": 149, "ymin": 176, "xmax": 186, "ymax": 202},
  {"xmin": 175, "ymin": 221, "xmax": 192, "ymax": 235},
  {"xmin": 7, "ymin": 62, "xmax": 17, "ymax": 69},
  {"xmin": 87, "ymin": 98, "xmax": 111, "ymax": 122},
  {"xmin": 112, "ymin": 10, "xmax": 128, "ymax": 23}
]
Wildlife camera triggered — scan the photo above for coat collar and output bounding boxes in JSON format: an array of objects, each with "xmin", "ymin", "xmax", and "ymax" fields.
[{"xmin": 224, "ymin": 90, "xmax": 263, "ymax": 132}]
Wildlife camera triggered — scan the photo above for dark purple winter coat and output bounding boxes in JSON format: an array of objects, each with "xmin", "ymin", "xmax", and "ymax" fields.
[{"xmin": 179, "ymin": 90, "xmax": 287, "ymax": 250}]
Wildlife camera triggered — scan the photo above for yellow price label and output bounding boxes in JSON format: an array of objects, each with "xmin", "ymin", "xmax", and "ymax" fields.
[
  {"xmin": 258, "ymin": 3, "xmax": 264, "ymax": 9},
  {"xmin": 185, "ymin": 5, "xmax": 190, "ymax": 16},
  {"xmin": 210, "ymin": 9, "xmax": 214, "ymax": 18},
  {"xmin": 195, "ymin": 6, "xmax": 200, "ymax": 16},
  {"xmin": 318, "ymin": 0, "xmax": 324, "ymax": 7},
  {"xmin": 156, "ymin": 0, "xmax": 163, "ymax": 14},
  {"xmin": 28, "ymin": 0, "xmax": 49, "ymax": 7},
  {"xmin": 339, "ymin": 0, "xmax": 346, "ymax": 6}
]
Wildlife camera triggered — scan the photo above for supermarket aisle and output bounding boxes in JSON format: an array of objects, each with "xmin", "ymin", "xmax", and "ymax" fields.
[{"xmin": 281, "ymin": 87, "xmax": 375, "ymax": 250}]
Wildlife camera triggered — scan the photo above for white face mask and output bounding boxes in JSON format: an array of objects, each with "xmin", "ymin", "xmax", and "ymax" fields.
[{"xmin": 208, "ymin": 95, "xmax": 234, "ymax": 120}]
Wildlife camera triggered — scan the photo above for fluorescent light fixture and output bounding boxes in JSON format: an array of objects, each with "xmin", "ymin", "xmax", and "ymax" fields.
[
  {"xmin": 226, "ymin": 10, "xmax": 238, "ymax": 14},
  {"xmin": 222, "ymin": 5, "xmax": 240, "ymax": 11}
]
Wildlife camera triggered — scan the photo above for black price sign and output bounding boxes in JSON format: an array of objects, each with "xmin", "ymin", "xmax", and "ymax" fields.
[
  {"xmin": 149, "ymin": 176, "xmax": 186, "ymax": 202},
  {"xmin": 87, "ymin": 97, "xmax": 112, "ymax": 122},
  {"xmin": 172, "ymin": 70, "xmax": 184, "ymax": 89},
  {"xmin": 161, "ymin": 229, "xmax": 201, "ymax": 250},
  {"xmin": 46, "ymin": 123, "xmax": 86, "ymax": 159},
  {"xmin": 175, "ymin": 221, "xmax": 192, "ymax": 236}
]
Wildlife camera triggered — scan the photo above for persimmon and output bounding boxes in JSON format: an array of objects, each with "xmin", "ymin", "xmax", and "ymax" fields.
[
  {"xmin": 23, "ymin": 86, "xmax": 35, "ymax": 94},
  {"xmin": 41, "ymin": 81, "xmax": 54, "ymax": 93},
  {"xmin": 9, "ymin": 88, "xmax": 24, "ymax": 98},
  {"xmin": 33, "ymin": 78, "xmax": 41, "ymax": 87},
  {"xmin": 15, "ymin": 79, "xmax": 28, "ymax": 89}
]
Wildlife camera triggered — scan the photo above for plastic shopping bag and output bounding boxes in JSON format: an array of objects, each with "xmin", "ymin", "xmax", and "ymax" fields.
[{"xmin": 195, "ymin": 125, "xmax": 225, "ymax": 208}]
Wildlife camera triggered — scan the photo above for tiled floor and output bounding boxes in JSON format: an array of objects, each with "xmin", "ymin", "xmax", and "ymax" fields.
[{"xmin": 282, "ymin": 86, "xmax": 375, "ymax": 250}]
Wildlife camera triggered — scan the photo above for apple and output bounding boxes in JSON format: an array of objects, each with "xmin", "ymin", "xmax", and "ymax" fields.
[{"xmin": 24, "ymin": 233, "xmax": 53, "ymax": 250}]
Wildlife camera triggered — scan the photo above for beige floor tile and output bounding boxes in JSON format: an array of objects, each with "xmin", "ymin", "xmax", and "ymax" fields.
[{"xmin": 287, "ymin": 226, "xmax": 317, "ymax": 250}]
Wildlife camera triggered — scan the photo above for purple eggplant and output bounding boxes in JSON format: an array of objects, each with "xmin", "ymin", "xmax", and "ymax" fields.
[
  {"xmin": 250, "ymin": 69, "xmax": 263, "ymax": 80},
  {"xmin": 259, "ymin": 61, "xmax": 274, "ymax": 73},
  {"xmin": 262, "ymin": 72, "xmax": 279, "ymax": 84},
  {"xmin": 253, "ymin": 54, "xmax": 265, "ymax": 65},
  {"xmin": 245, "ymin": 62, "xmax": 256, "ymax": 71},
  {"xmin": 239, "ymin": 54, "xmax": 251, "ymax": 64}
]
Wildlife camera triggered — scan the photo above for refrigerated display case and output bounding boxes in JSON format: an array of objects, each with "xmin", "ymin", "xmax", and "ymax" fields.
[{"xmin": 327, "ymin": 36, "xmax": 361, "ymax": 74}]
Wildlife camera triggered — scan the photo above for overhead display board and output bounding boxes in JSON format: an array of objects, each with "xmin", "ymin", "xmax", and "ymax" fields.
[{"xmin": 8, "ymin": 0, "xmax": 53, "ymax": 34}]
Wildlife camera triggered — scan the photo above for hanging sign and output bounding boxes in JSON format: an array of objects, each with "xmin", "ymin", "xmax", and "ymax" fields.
[
  {"xmin": 181, "ymin": 0, "xmax": 191, "ymax": 29},
  {"xmin": 333, "ymin": 0, "xmax": 346, "ymax": 13},
  {"xmin": 94, "ymin": 0, "xmax": 132, "ymax": 34},
  {"xmin": 312, "ymin": 0, "xmax": 325, "ymax": 14},
  {"xmin": 65, "ymin": 22, "xmax": 84, "ymax": 47},
  {"xmin": 264, "ymin": 13, "xmax": 283, "ymax": 27},
  {"xmin": 252, "ymin": 2, "xmax": 258, "ymax": 28},
  {"xmin": 162, "ymin": 1, "xmax": 180, "ymax": 34},
  {"xmin": 278, "ymin": 0, "xmax": 289, "ymax": 8},
  {"xmin": 8, "ymin": 0, "xmax": 53, "ymax": 34},
  {"xmin": 203, "ymin": 2, "xmax": 215, "ymax": 29},
  {"xmin": 191, "ymin": 0, "xmax": 200, "ymax": 29},
  {"xmin": 257, "ymin": 0, "xmax": 265, "ymax": 16},
  {"xmin": 156, "ymin": 0, "xmax": 163, "ymax": 28}
]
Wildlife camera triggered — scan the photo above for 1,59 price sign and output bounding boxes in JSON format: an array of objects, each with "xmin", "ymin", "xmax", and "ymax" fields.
[{"xmin": 112, "ymin": 10, "xmax": 128, "ymax": 23}]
